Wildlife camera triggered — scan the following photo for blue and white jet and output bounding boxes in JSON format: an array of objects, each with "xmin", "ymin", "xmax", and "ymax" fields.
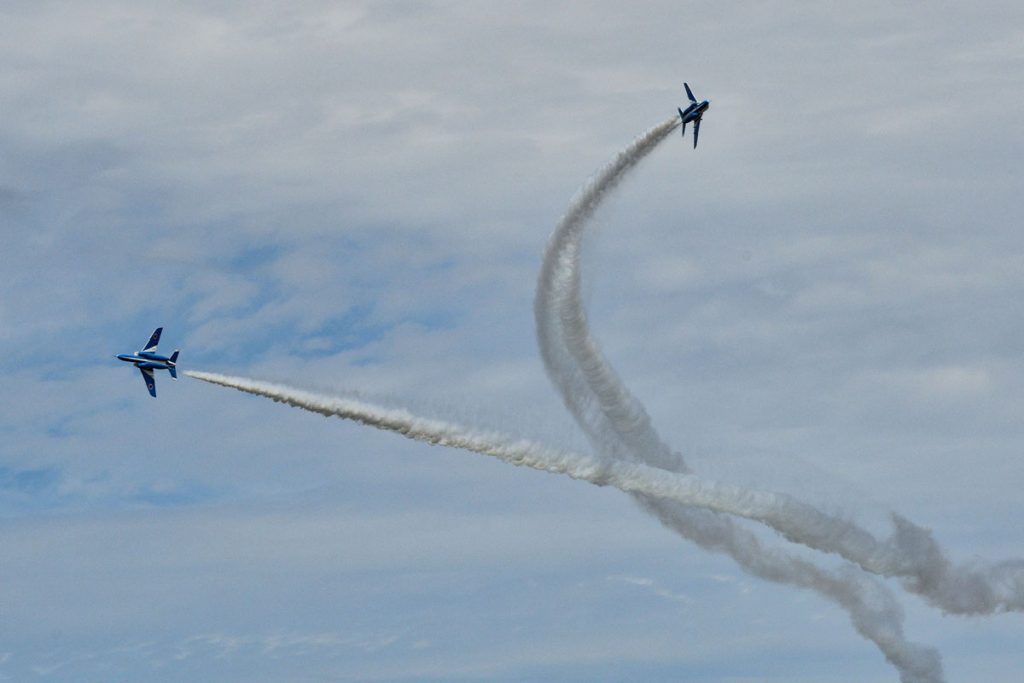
[
  {"xmin": 677, "ymin": 83, "xmax": 710, "ymax": 148},
  {"xmin": 116, "ymin": 327, "xmax": 179, "ymax": 397}
]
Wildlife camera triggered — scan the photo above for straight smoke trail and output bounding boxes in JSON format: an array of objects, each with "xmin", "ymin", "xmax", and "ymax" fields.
[
  {"xmin": 183, "ymin": 370, "xmax": 881, "ymax": 519},
  {"xmin": 178, "ymin": 371, "xmax": 940, "ymax": 548},
  {"xmin": 535, "ymin": 117, "xmax": 1024, "ymax": 619},
  {"xmin": 183, "ymin": 370, "xmax": 1023, "ymax": 619},
  {"xmin": 187, "ymin": 370, "xmax": 605, "ymax": 477},
  {"xmin": 186, "ymin": 369, "xmax": 942, "ymax": 683},
  {"xmin": 534, "ymin": 118, "xmax": 944, "ymax": 683},
  {"xmin": 185, "ymin": 371, "xmax": 851, "ymax": 513}
]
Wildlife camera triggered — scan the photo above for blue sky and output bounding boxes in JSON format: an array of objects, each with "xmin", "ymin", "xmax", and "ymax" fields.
[{"xmin": 2, "ymin": 2, "xmax": 1024, "ymax": 681}]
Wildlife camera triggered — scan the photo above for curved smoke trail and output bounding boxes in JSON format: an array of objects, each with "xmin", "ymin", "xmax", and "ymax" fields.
[
  {"xmin": 185, "ymin": 118, "xmax": 1024, "ymax": 683},
  {"xmin": 534, "ymin": 117, "xmax": 1024, "ymax": 620},
  {"xmin": 534, "ymin": 118, "xmax": 944, "ymax": 683}
]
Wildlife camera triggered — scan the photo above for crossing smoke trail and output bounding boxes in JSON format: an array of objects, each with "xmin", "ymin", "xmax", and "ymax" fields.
[
  {"xmin": 535, "ymin": 117, "xmax": 1024, "ymax": 620},
  {"xmin": 534, "ymin": 117, "xmax": 943, "ymax": 683},
  {"xmin": 187, "ymin": 120, "xmax": 1023, "ymax": 682}
]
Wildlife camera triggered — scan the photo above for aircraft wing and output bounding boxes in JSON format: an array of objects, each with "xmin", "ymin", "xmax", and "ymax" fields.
[
  {"xmin": 139, "ymin": 367, "xmax": 157, "ymax": 397},
  {"xmin": 143, "ymin": 327, "xmax": 163, "ymax": 353},
  {"xmin": 693, "ymin": 117, "xmax": 701, "ymax": 148}
]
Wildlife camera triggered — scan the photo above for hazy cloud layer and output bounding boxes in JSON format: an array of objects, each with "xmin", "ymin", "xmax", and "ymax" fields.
[{"xmin": 2, "ymin": 2, "xmax": 1023, "ymax": 681}]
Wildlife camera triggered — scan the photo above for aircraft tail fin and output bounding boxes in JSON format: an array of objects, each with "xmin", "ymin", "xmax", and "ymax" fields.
[
  {"xmin": 168, "ymin": 350, "xmax": 179, "ymax": 365},
  {"xmin": 678, "ymin": 109, "xmax": 687, "ymax": 137},
  {"xmin": 168, "ymin": 365, "xmax": 178, "ymax": 380}
]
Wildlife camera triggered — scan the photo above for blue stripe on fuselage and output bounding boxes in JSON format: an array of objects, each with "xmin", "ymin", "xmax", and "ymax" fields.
[
  {"xmin": 117, "ymin": 354, "xmax": 173, "ymax": 369},
  {"xmin": 137, "ymin": 351, "xmax": 172, "ymax": 363}
]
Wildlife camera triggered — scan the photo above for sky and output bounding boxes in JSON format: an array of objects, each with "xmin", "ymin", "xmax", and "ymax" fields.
[{"xmin": 2, "ymin": 1, "xmax": 1023, "ymax": 681}]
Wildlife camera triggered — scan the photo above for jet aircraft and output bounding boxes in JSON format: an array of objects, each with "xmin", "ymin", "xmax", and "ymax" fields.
[
  {"xmin": 116, "ymin": 327, "xmax": 179, "ymax": 397},
  {"xmin": 677, "ymin": 83, "xmax": 710, "ymax": 148}
]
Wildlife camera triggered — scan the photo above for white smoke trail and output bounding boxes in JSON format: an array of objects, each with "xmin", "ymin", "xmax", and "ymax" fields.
[
  {"xmin": 177, "ymin": 372, "xmax": 938, "ymax": 545},
  {"xmin": 185, "ymin": 371, "xmax": 854, "ymax": 514},
  {"xmin": 534, "ymin": 117, "xmax": 1024, "ymax": 619},
  {"xmin": 187, "ymin": 370, "xmax": 606, "ymax": 478},
  {"xmin": 534, "ymin": 118, "xmax": 944, "ymax": 682},
  {"xmin": 185, "ymin": 121, "xmax": 952, "ymax": 681},
  {"xmin": 186, "ymin": 369, "xmax": 943, "ymax": 682},
  {"xmin": 183, "ymin": 119, "xmax": 1021, "ymax": 681},
  {"xmin": 183, "ymin": 370, "xmax": 1024, "ymax": 616}
]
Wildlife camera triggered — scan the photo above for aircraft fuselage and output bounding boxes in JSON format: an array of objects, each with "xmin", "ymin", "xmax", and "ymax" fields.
[
  {"xmin": 116, "ymin": 351, "xmax": 175, "ymax": 370},
  {"xmin": 679, "ymin": 100, "xmax": 710, "ymax": 123}
]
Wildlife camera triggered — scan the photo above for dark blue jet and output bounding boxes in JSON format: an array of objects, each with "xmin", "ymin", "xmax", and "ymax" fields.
[
  {"xmin": 677, "ymin": 83, "xmax": 710, "ymax": 148},
  {"xmin": 116, "ymin": 327, "xmax": 179, "ymax": 397}
]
